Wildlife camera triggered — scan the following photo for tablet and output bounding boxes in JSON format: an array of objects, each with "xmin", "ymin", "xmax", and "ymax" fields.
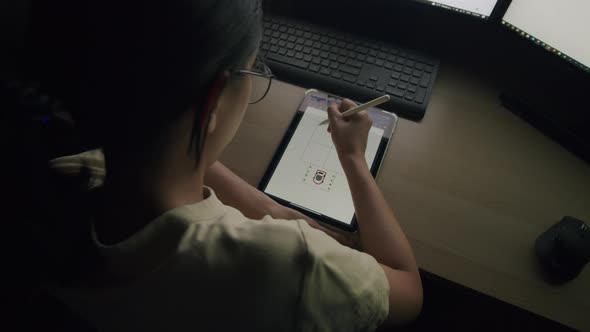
[{"xmin": 259, "ymin": 90, "xmax": 398, "ymax": 232}]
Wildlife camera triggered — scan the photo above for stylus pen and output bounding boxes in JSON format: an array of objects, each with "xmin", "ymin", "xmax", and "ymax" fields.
[{"xmin": 318, "ymin": 94, "xmax": 391, "ymax": 126}]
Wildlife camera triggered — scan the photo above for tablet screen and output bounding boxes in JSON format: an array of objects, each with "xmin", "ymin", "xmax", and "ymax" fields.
[{"xmin": 263, "ymin": 102, "xmax": 391, "ymax": 227}]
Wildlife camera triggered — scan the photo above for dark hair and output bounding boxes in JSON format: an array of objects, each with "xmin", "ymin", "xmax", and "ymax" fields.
[
  {"xmin": 19, "ymin": 0, "xmax": 262, "ymax": 285},
  {"xmin": 31, "ymin": 0, "xmax": 262, "ymax": 165}
]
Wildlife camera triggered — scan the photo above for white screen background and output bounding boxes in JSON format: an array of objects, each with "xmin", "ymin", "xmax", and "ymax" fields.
[
  {"xmin": 503, "ymin": 0, "xmax": 590, "ymax": 68},
  {"xmin": 265, "ymin": 107, "xmax": 384, "ymax": 224}
]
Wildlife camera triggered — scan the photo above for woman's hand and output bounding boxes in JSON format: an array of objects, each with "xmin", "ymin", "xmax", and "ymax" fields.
[{"xmin": 327, "ymin": 99, "xmax": 373, "ymax": 162}]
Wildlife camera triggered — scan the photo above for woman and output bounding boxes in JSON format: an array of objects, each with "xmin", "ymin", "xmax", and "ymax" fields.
[{"xmin": 45, "ymin": 0, "xmax": 422, "ymax": 330}]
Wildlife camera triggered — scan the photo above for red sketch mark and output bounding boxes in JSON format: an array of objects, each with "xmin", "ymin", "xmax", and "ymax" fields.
[{"xmin": 313, "ymin": 170, "xmax": 327, "ymax": 184}]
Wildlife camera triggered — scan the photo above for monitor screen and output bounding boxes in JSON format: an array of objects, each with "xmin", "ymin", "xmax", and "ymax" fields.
[
  {"xmin": 416, "ymin": 0, "xmax": 498, "ymax": 18},
  {"xmin": 502, "ymin": 0, "xmax": 590, "ymax": 73}
]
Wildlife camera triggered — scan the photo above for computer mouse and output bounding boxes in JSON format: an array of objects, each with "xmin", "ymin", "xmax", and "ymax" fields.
[{"xmin": 535, "ymin": 216, "xmax": 590, "ymax": 284}]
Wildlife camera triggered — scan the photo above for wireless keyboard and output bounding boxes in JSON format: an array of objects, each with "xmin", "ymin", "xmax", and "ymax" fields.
[{"xmin": 260, "ymin": 15, "xmax": 440, "ymax": 121}]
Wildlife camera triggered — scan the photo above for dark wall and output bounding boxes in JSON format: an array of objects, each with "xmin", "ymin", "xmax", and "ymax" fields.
[{"xmin": 0, "ymin": 0, "xmax": 31, "ymax": 78}]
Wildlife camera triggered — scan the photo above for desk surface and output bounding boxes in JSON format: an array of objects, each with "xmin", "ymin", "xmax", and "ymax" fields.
[{"xmin": 219, "ymin": 64, "xmax": 590, "ymax": 330}]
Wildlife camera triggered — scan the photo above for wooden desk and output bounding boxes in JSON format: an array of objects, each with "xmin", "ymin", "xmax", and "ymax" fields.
[{"xmin": 219, "ymin": 64, "xmax": 590, "ymax": 331}]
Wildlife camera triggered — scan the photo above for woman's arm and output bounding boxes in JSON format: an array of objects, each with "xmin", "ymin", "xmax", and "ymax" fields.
[
  {"xmin": 204, "ymin": 161, "xmax": 277, "ymax": 220},
  {"xmin": 204, "ymin": 161, "xmax": 359, "ymax": 248}
]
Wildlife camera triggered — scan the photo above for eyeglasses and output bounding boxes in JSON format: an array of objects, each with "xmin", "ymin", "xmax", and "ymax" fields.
[{"xmin": 233, "ymin": 58, "xmax": 275, "ymax": 104}]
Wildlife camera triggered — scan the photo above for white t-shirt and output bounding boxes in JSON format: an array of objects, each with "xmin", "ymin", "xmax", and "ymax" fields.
[{"xmin": 49, "ymin": 150, "xmax": 389, "ymax": 332}]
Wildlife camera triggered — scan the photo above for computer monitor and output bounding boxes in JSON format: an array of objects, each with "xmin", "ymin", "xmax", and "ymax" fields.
[
  {"xmin": 501, "ymin": 0, "xmax": 590, "ymax": 73},
  {"xmin": 413, "ymin": 0, "xmax": 499, "ymax": 19}
]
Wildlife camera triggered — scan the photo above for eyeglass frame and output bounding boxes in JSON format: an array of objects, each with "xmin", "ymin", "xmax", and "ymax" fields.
[{"xmin": 232, "ymin": 60, "xmax": 275, "ymax": 104}]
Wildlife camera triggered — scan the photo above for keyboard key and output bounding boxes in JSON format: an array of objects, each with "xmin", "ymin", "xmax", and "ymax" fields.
[
  {"xmin": 376, "ymin": 85, "xmax": 385, "ymax": 92},
  {"xmin": 398, "ymin": 82, "xmax": 408, "ymax": 90},
  {"xmin": 410, "ymin": 77, "xmax": 419, "ymax": 85},
  {"xmin": 264, "ymin": 30, "xmax": 272, "ymax": 36},
  {"xmin": 304, "ymin": 32, "xmax": 312, "ymax": 38},
  {"xmin": 304, "ymin": 54, "xmax": 313, "ymax": 62},
  {"xmin": 311, "ymin": 34, "xmax": 320, "ymax": 41},
  {"xmin": 387, "ymin": 54, "xmax": 396, "ymax": 62},
  {"xmin": 343, "ymin": 74, "xmax": 356, "ymax": 83},
  {"xmin": 401, "ymin": 74, "xmax": 410, "ymax": 82},
  {"xmin": 267, "ymin": 52, "xmax": 309, "ymax": 69},
  {"xmin": 384, "ymin": 62, "xmax": 393, "ymax": 69},
  {"xmin": 368, "ymin": 49, "xmax": 378, "ymax": 57},
  {"xmin": 330, "ymin": 46, "xmax": 339, "ymax": 53},
  {"xmin": 310, "ymin": 64, "xmax": 320, "ymax": 72},
  {"xmin": 321, "ymin": 44, "xmax": 330, "ymax": 51},
  {"xmin": 376, "ymin": 59, "xmax": 385, "ymax": 66},
  {"xmin": 330, "ymin": 62, "xmax": 339, "ymax": 70},
  {"xmin": 278, "ymin": 48, "xmax": 287, "ymax": 55},
  {"xmin": 357, "ymin": 79, "xmax": 366, "ymax": 86},
  {"xmin": 287, "ymin": 50, "xmax": 295, "ymax": 57},
  {"xmin": 412, "ymin": 70, "xmax": 422, "ymax": 77},
  {"xmin": 404, "ymin": 92, "xmax": 415, "ymax": 100},
  {"xmin": 329, "ymin": 39, "xmax": 337, "ymax": 46},
  {"xmin": 320, "ymin": 36, "xmax": 329, "ymax": 43},
  {"xmin": 346, "ymin": 59, "xmax": 363, "ymax": 68},
  {"xmin": 303, "ymin": 47, "xmax": 311, "ymax": 54},
  {"xmin": 311, "ymin": 49, "xmax": 320, "ymax": 56},
  {"xmin": 339, "ymin": 49, "xmax": 348, "ymax": 57},
  {"xmin": 270, "ymin": 38, "xmax": 279, "ymax": 45},
  {"xmin": 287, "ymin": 42, "xmax": 295, "ymax": 49},
  {"xmin": 280, "ymin": 33, "xmax": 288, "ymax": 40},
  {"xmin": 415, "ymin": 88, "xmax": 426, "ymax": 103},
  {"xmin": 295, "ymin": 45, "xmax": 303, "ymax": 52},
  {"xmin": 312, "ymin": 57, "xmax": 321, "ymax": 64},
  {"xmin": 279, "ymin": 26, "xmax": 287, "ymax": 32},
  {"xmin": 388, "ymin": 80, "xmax": 398, "ymax": 87},
  {"xmin": 366, "ymin": 56, "xmax": 376, "ymax": 64},
  {"xmin": 392, "ymin": 89, "xmax": 404, "ymax": 97},
  {"xmin": 304, "ymin": 40, "xmax": 313, "ymax": 47},
  {"xmin": 288, "ymin": 35, "xmax": 296, "ymax": 42},
  {"xmin": 278, "ymin": 40, "xmax": 286, "ymax": 47},
  {"xmin": 424, "ymin": 65, "xmax": 434, "ymax": 73},
  {"xmin": 366, "ymin": 81, "xmax": 375, "ymax": 89},
  {"xmin": 396, "ymin": 58, "xmax": 406, "ymax": 65},
  {"xmin": 403, "ymin": 67, "xmax": 412, "ymax": 75},
  {"xmin": 394, "ymin": 65, "xmax": 403, "ymax": 72},
  {"xmin": 295, "ymin": 30, "xmax": 303, "ymax": 37},
  {"xmin": 320, "ymin": 52, "xmax": 329, "ymax": 59},
  {"xmin": 337, "ymin": 56, "xmax": 347, "ymax": 64},
  {"xmin": 378, "ymin": 52, "xmax": 387, "ymax": 59},
  {"xmin": 261, "ymin": 43, "xmax": 270, "ymax": 51},
  {"xmin": 356, "ymin": 54, "xmax": 366, "ymax": 62},
  {"xmin": 313, "ymin": 41, "xmax": 322, "ymax": 48},
  {"xmin": 348, "ymin": 51, "xmax": 357, "ymax": 58},
  {"xmin": 406, "ymin": 60, "xmax": 415, "ymax": 67},
  {"xmin": 321, "ymin": 59, "xmax": 330, "ymax": 66},
  {"xmin": 272, "ymin": 31, "xmax": 280, "ymax": 38},
  {"xmin": 356, "ymin": 46, "xmax": 368, "ymax": 54},
  {"xmin": 329, "ymin": 54, "xmax": 338, "ymax": 61},
  {"xmin": 337, "ymin": 41, "xmax": 346, "ymax": 48},
  {"xmin": 295, "ymin": 52, "xmax": 304, "ymax": 60},
  {"xmin": 331, "ymin": 71, "xmax": 343, "ymax": 79},
  {"xmin": 408, "ymin": 85, "xmax": 417, "ymax": 93},
  {"xmin": 420, "ymin": 74, "xmax": 431, "ymax": 87},
  {"xmin": 320, "ymin": 67, "xmax": 331, "ymax": 76},
  {"xmin": 340, "ymin": 65, "xmax": 360, "ymax": 76},
  {"xmin": 370, "ymin": 75, "xmax": 379, "ymax": 81},
  {"xmin": 415, "ymin": 63, "xmax": 424, "ymax": 70}
]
